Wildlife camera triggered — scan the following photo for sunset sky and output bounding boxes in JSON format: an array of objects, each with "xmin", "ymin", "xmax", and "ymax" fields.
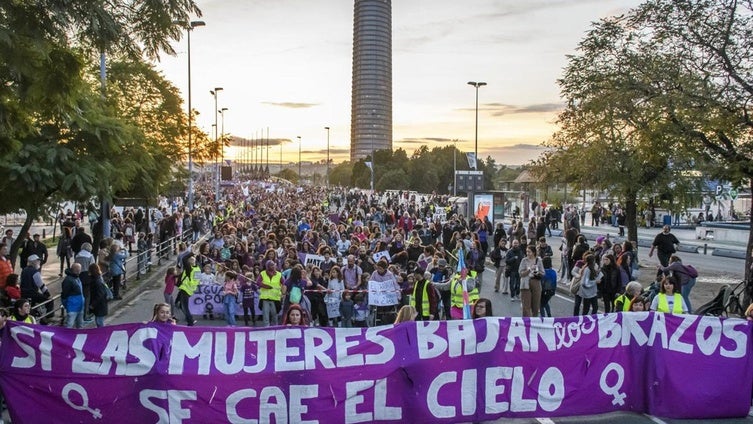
[{"xmin": 155, "ymin": 0, "xmax": 642, "ymax": 166}]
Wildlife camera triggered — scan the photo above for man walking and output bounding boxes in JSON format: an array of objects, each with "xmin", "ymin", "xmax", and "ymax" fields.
[{"xmin": 649, "ymin": 225, "xmax": 680, "ymax": 279}]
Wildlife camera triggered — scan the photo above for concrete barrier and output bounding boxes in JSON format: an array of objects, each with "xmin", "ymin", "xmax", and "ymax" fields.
[
  {"xmin": 676, "ymin": 244, "xmax": 699, "ymax": 254},
  {"xmin": 711, "ymin": 248, "xmax": 747, "ymax": 259}
]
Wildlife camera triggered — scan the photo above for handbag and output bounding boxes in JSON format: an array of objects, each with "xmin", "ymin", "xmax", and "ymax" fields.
[
  {"xmin": 103, "ymin": 280, "xmax": 114, "ymax": 301},
  {"xmin": 569, "ymin": 272, "xmax": 583, "ymax": 295}
]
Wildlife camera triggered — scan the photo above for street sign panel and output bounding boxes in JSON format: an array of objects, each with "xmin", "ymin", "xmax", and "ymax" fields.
[{"xmin": 729, "ymin": 188, "xmax": 738, "ymax": 200}]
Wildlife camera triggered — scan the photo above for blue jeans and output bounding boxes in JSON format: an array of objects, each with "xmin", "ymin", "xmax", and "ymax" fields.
[
  {"xmin": 681, "ymin": 277, "xmax": 696, "ymax": 313},
  {"xmin": 95, "ymin": 316, "xmax": 105, "ymax": 327},
  {"xmin": 509, "ymin": 273, "xmax": 521, "ymax": 298},
  {"xmin": 66, "ymin": 310, "xmax": 84, "ymax": 328},
  {"xmin": 223, "ymin": 295, "xmax": 237, "ymax": 326}
]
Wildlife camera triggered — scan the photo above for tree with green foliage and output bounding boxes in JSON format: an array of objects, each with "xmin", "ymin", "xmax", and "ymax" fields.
[
  {"xmin": 532, "ymin": 2, "xmax": 725, "ymax": 244},
  {"xmin": 0, "ymin": 0, "xmax": 200, "ymax": 260}
]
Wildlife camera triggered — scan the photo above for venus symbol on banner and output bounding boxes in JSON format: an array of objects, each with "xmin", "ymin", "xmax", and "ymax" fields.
[
  {"xmin": 599, "ymin": 363, "xmax": 626, "ymax": 406},
  {"xmin": 62, "ymin": 383, "xmax": 102, "ymax": 419}
]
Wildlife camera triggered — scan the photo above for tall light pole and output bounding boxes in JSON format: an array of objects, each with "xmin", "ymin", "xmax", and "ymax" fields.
[
  {"xmin": 467, "ymin": 81, "xmax": 486, "ymax": 170},
  {"xmin": 210, "ymin": 87, "xmax": 223, "ymax": 201},
  {"xmin": 452, "ymin": 139, "xmax": 459, "ymax": 196},
  {"xmin": 219, "ymin": 107, "xmax": 228, "ymax": 181},
  {"xmin": 370, "ymin": 142, "xmax": 375, "ymax": 192},
  {"xmin": 180, "ymin": 20, "xmax": 205, "ymax": 210},
  {"xmin": 324, "ymin": 126, "xmax": 330, "ymax": 187},
  {"xmin": 297, "ymin": 136, "xmax": 302, "ymax": 179}
]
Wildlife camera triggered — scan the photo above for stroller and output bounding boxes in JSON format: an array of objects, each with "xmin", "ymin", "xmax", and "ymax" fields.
[{"xmin": 695, "ymin": 284, "xmax": 728, "ymax": 316}]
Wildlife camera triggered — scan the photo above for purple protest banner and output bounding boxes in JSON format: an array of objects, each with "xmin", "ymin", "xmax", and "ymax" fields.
[{"xmin": 0, "ymin": 313, "xmax": 751, "ymax": 423}]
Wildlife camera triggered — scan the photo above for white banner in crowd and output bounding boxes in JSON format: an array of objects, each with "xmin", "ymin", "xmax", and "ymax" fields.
[
  {"xmin": 372, "ymin": 250, "xmax": 390, "ymax": 264},
  {"xmin": 368, "ymin": 279, "xmax": 400, "ymax": 306},
  {"xmin": 304, "ymin": 254, "xmax": 325, "ymax": 269}
]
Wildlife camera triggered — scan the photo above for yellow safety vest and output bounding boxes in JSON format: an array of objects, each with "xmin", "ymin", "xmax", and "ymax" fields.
[
  {"xmin": 10, "ymin": 315, "xmax": 34, "ymax": 324},
  {"xmin": 468, "ymin": 271, "xmax": 479, "ymax": 302},
  {"xmin": 450, "ymin": 271, "xmax": 479, "ymax": 307},
  {"xmin": 179, "ymin": 266, "xmax": 201, "ymax": 296},
  {"xmin": 656, "ymin": 293, "xmax": 684, "ymax": 314},
  {"xmin": 260, "ymin": 271, "xmax": 282, "ymax": 301},
  {"xmin": 411, "ymin": 281, "xmax": 431, "ymax": 318},
  {"xmin": 614, "ymin": 294, "xmax": 632, "ymax": 312}
]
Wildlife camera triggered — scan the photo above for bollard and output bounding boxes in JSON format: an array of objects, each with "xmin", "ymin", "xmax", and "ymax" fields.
[
  {"xmin": 42, "ymin": 229, "xmax": 46, "ymax": 239},
  {"xmin": 703, "ymin": 243, "xmax": 708, "ymax": 255}
]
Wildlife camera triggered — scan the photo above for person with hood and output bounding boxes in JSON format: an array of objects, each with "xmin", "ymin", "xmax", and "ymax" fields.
[{"xmin": 61, "ymin": 263, "xmax": 85, "ymax": 328}]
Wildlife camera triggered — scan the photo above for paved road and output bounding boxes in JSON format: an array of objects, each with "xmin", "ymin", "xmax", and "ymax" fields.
[{"xmin": 100, "ymin": 257, "xmax": 753, "ymax": 424}]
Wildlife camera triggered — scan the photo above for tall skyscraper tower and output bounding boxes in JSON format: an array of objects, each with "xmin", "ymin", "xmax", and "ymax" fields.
[{"xmin": 350, "ymin": 0, "xmax": 392, "ymax": 162}]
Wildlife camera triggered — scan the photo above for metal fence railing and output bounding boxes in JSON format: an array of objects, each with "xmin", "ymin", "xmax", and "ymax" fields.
[{"xmin": 31, "ymin": 229, "xmax": 205, "ymax": 325}]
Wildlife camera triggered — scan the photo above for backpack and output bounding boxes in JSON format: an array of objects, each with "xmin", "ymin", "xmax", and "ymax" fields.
[
  {"xmin": 289, "ymin": 286, "xmax": 303, "ymax": 304},
  {"xmin": 683, "ymin": 264, "xmax": 698, "ymax": 278}
]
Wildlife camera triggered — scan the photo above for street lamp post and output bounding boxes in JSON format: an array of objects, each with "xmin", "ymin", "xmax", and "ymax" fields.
[
  {"xmin": 297, "ymin": 136, "xmax": 302, "ymax": 180},
  {"xmin": 181, "ymin": 20, "xmax": 205, "ymax": 210},
  {"xmin": 324, "ymin": 126, "xmax": 330, "ymax": 187},
  {"xmin": 219, "ymin": 107, "xmax": 228, "ymax": 181},
  {"xmin": 452, "ymin": 139, "xmax": 459, "ymax": 196},
  {"xmin": 467, "ymin": 81, "xmax": 486, "ymax": 170},
  {"xmin": 210, "ymin": 87, "xmax": 223, "ymax": 201},
  {"xmin": 370, "ymin": 143, "xmax": 375, "ymax": 192}
]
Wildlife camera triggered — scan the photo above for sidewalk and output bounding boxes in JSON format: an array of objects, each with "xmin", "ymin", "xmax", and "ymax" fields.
[{"xmin": 499, "ymin": 219, "xmax": 749, "ymax": 315}]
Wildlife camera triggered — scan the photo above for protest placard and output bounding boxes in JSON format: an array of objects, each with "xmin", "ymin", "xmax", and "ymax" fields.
[{"xmin": 368, "ymin": 279, "xmax": 400, "ymax": 306}]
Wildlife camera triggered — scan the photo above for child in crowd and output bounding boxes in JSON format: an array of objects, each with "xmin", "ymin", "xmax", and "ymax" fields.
[
  {"xmin": 164, "ymin": 267, "xmax": 177, "ymax": 310},
  {"xmin": 151, "ymin": 303, "xmax": 176, "ymax": 324},
  {"xmin": 353, "ymin": 294, "xmax": 369, "ymax": 327},
  {"xmin": 340, "ymin": 291, "xmax": 355, "ymax": 327},
  {"xmin": 4, "ymin": 274, "xmax": 20, "ymax": 304},
  {"xmin": 240, "ymin": 272, "xmax": 257, "ymax": 326},
  {"xmin": 222, "ymin": 271, "xmax": 239, "ymax": 326},
  {"xmin": 540, "ymin": 256, "xmax": 557, "ymax": 317}
]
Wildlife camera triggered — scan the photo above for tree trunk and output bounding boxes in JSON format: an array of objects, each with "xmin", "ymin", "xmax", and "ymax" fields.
[
  {"xmin": 625, "ymin": 195, "xmax": 638, "ymax": 247},
  {"xmin": 10, "ymin": 214, "xmax": 34, "ymax": 264},
  {"xmin": 744, "ymin": 179, "xmax": 753, "ymax": 306}
]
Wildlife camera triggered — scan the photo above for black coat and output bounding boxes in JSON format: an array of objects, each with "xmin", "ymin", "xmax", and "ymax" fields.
[{"xmin": 89, "ymin": 274, "xmax": 109, "ymax": 317}]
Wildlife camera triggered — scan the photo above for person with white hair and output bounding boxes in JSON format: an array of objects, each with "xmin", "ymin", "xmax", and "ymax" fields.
[{"xmin": 614, "ymin": 281, "xmax": 643, "ymax": 312}]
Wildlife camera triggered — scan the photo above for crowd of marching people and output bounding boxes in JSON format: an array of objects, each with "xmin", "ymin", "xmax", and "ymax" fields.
[
  {"xmin": 0, "ymin": 179, "xmax": 714, "ymax": 331},
  {"xmin": 147, "ymin": 181, "xmax": 708, "ymax": 329}
]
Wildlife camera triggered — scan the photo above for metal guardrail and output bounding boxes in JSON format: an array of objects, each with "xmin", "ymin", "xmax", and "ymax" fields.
[{"xmin": 31, "ymin": 230, "xmax": 201, "ymax": 325}]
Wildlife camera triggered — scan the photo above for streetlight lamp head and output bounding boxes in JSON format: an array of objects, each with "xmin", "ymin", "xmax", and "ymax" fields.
[
  {"xmin": 190, "ymin": 21, "xmax": 206, "ymax": 28},
  {"xmin": 221, "ymin": 107, "xmax": 228, "ymax": 112},
  {"xmin": 467, "ymin": 81, "xmax": 476, "ymax": 86},
  {"xmin": 478, "ymin": 82, "xmax": 487, "ymax": 87},
  {"xmin": 324, "ymin": 126, "xmax": 330, "ymax": 130},
  {"xmin": 214, "ymin": 87, "xmax": 224, "ymax": 92}
]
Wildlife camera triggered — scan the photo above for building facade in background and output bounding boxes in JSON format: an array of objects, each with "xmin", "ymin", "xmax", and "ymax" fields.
[{"xmin": 350, "ymin": 0, "xmax": 392, "ymax": 162}]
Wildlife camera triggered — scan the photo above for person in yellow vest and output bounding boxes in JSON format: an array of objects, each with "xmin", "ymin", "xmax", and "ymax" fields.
[
  {"xmin": 614, "ymin": 281, "xmax": 643, "ymax": 312},
  {"xmin": 257, "ymin": 260, "xmax": 284, "ymax": 326},
  {"xmin": 176, "ymin": 254, "xmax": 201, "ymax": 326},
  {"xmin": 435, "ymin": 270, "xmax": 477, "ymax": 319},
  {"xmin": 9, "ymin": 298, "xmax": 36, "ymax": 324},
  {"xmin": 410, "ymin": 269, "xmax": 438, "ymax": 320},
  {"xmin": 650, "ymin": 275, "xmax": 688, "ymax": 314}
]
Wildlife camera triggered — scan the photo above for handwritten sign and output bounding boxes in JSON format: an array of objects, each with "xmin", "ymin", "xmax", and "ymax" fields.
[
  {"xmin": 372, "ymin": 250, "xmax": 390, "ymax": 264},
  {"xmin": 2, "ymin": 314, "xmax": 751, "ymax": 422},
  {"xmin": 368, "ymin": 279, "xmax": 400, "ymax": 306},
  {"xmin": 304, "ymin": 254, "xmax": 325, "ymax": 269}
]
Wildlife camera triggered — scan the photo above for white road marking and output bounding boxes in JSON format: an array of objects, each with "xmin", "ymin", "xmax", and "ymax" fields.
[
  {"xmin": 645, "ymin": 414, "xmax": 668, "ymax": 424},
  {"xmin": 536, "ymin": 418, "xmax": 556, "ymax": 424}
]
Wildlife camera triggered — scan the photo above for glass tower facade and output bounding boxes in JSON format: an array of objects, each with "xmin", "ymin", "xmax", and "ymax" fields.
[{"xmin": 350, "ymin": 0, "xmax": 392, "ymax": 162}]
